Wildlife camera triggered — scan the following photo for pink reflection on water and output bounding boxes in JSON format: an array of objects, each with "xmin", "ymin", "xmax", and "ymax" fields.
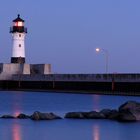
[
  {"xmin": 93, "ymin": 125, "xmax": 100, "ymax": 140},
  {"xmin": 12, "ymin": 92, "xmax": 23, "ymax": 116},
  {"xmin": 11, "ymin": 93, "xmax": 22, "ymax": 140},
  {"xmin": 93, "ymin": 95, "xmax": 100, "ymax": 111},
  {"xmin": 12, "ymin": 123, "xmax": 21, "ymax": 140}
]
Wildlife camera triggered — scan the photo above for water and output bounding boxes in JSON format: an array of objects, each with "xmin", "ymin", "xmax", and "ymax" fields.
[{"xmin": 0, "ymin": 91, "xmax": 140, "ymax": 140}]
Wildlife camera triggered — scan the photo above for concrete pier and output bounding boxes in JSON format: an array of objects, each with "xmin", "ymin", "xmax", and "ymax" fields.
[{"xmin": 0, "ymin": 71, "xmax": 140, "ymax": 95}]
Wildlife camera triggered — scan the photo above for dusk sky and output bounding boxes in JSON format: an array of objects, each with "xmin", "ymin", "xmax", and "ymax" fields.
[{"xmin": 0, "ymin": 0, "xmax": 140, "ymax": 73}]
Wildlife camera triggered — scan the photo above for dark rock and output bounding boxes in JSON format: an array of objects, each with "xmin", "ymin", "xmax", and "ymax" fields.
[
  {"xmin": 1, "ymin": 115, "xmax": 15, "ymax": 119},
  {"xmin": 100, "ymin": 109, "xmax": 119, "ymax": 119},
  {"xmin": 118, "ymin": 110, "xmax": 136, "ymax": 122},
  {"xmin": 118, "ymin": 101, "xmax": 140, "ymax": 122},
  {"xmin": 100, "ymin": 109, "xmax": 112, "ymax": 118},
  {"xmin": 65, "ymin": 111, "xmax": 105, "ymax": 119},
  {"xmin": 17, "ymin": 113, "xmax": 30, "ymax": 119},
  {"xmin": 86, "ymin": 111, "xmax": 105, "ymax": 119},
  {"xmin": 31, "ymin": 111, "xmax": 61, "ymax": 120},
  {"xmin": 107, "ymin": 110, "xmax": 119, "ymax": 120},
  {"xmin": 119, "ymin": 101, "xmax": 140, "ymax": 111},
  {"xmin": 65, "ymin": 112, "xmax": 85, "ymax": 119}
]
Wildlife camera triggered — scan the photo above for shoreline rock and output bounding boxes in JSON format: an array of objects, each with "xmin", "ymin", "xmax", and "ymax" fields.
[
  {"xmin": 1, "ymin": 115, "xmax": 15, "ymax": 119},
  {"xmin": 117, "ymin": 101, "xmax": 140, "ymax": 122},
  {"xmin": 31, "ymin": 111, "xmax": 62, "ymax": 120},
  {"xmin": 0, "ymin": 101, "xmax": 140, "ymax": 122},
  {"xmin": 65, "ymin": 101, "xmax": 140, "ymax": 122},
  {"xmin": 17, "ymin": 113, "xmax": 30, "ymax": 119},
  {"xmin": 65, "ymin": 111, "xmax": 105, "ymax": 119},
  {"xmin": 100, "ymin": 109, "xmax": 119, "ymax": 120}
]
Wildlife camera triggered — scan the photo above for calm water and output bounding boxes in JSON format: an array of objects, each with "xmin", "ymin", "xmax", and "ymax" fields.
[{"xmin": 0, "ymin": 91, "xmax": 140, "ymax": 140}]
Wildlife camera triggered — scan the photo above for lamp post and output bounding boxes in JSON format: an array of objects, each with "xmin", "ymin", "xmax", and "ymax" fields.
[{"xmin": 95, "ymin": 48, "xmax": 109, "ymax": 74}]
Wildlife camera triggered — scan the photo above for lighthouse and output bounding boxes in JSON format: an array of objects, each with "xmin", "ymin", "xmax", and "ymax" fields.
[{"xmin": 10, "ymin": 14, "xmax": 27, "ymax": 63}]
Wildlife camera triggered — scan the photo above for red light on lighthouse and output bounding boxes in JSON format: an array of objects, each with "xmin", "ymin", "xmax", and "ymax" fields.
[
  {"xmin": 14, "ymin": 21, "xmax": 23, "ymax": 27},
  {"xmin": 13, "ymin": 14, "xmax": 24, "ymax": 27}
]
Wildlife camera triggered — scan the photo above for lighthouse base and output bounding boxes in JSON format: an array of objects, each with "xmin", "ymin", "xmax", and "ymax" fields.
[{"xmin": 11, "ymin": 57, "xmax": 25, "ymax": 64}]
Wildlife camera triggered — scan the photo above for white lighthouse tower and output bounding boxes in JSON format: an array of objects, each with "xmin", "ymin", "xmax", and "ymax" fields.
[{"xmin": 10, "ymin": 14, "xmax": 27, "ymax": 63}]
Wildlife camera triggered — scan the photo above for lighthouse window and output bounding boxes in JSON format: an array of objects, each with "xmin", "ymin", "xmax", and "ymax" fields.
[
  {"xmin": 19, "ymin": 44, "xmax": 21, "ymax": 47},
  {"xmin": 19, "ymin": 34, "xmax": 21, "ymax": 37}
]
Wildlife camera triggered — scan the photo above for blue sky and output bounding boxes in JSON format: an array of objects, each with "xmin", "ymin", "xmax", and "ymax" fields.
[{"xmin": 0, "ymin": 0, "xmax": 140, "ymax": 73}]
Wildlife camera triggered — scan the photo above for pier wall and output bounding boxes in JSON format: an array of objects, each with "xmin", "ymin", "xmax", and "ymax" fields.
[
  {"xmin": 0, "ymin": 74, "xmax": 140, "ymax": 94},
  {"xmin": 5, "ymin": 73, "xmax": 140, "ymax": 82},
  {"xmin": 0, "ymin": 63, "xmax": 51, "ymax": 75}
]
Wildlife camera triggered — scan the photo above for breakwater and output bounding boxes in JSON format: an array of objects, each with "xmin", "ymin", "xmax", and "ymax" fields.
[
  {"xmin": 0, "ymin": 74, "xmax": 140, "ymax": 95},
  {"xmin": 0, "ymin": 101, "xmax": 139, "ymax": 122}
]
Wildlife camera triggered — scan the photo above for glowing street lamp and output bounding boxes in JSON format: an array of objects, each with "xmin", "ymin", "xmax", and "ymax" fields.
[
  {"xmin": 95, "ymin": 48, "xmax": 109, "ymax": 74},
  {"xmin": 95, "ymin": 48, "xmax": 100, "ymax": 52}
]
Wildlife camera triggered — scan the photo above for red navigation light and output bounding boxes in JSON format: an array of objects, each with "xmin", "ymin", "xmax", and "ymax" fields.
[{"xmin": 14, "ymin": 21, "xmax": 23, "ymax": 27}]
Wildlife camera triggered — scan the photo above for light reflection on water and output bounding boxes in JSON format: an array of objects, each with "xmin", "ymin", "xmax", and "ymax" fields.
[
  {"xmin": 12, "ymin": 123, "xmax": 21, "ymax": 140},
  {"xmin": 12, "ymin": 91, "xmax": 23, "ymax": 116},
  {"xmin": 93, "ymin": 125, "xmax": 100, "ymax": 140},
  {"xmin": 93, "ymin": 95, "xmax": 100, "ymax": 112},
  {"xmin": 0, "ymin": 91, "xmax": 139, "ymax": 140}
]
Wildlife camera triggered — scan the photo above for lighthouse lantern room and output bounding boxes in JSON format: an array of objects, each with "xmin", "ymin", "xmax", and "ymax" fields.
[{"xmin": 10, "ymin": 14, "xmax": 27, "ymax": 63}]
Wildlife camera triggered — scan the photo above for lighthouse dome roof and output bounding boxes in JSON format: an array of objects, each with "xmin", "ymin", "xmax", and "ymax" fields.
[{"xmin": 13, "ymin": 14, "xmax": 24, "ymax": 22}]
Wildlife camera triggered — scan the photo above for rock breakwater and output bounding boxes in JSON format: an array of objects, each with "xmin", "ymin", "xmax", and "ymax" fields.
[{"xmin": 0, "ymin": 101, "xmax": 140, "ymax": 122}]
